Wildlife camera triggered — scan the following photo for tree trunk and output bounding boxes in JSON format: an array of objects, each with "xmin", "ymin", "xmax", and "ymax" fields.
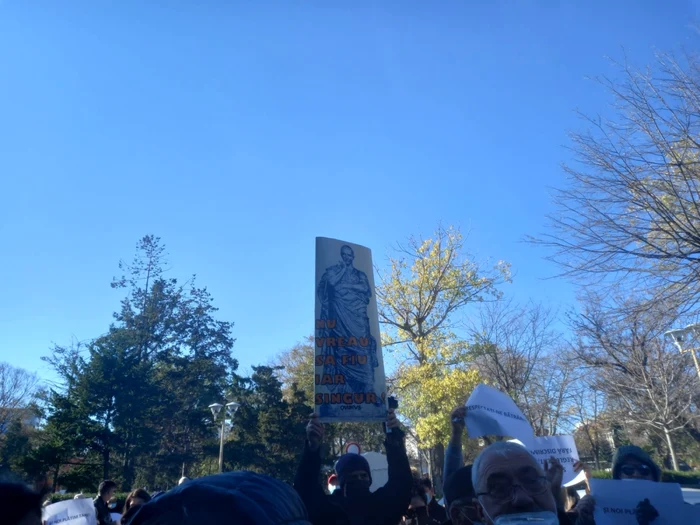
[
  {"xmin": 663, "ymin": 426, "xmax": 679, "ymax": 471},
  {"xmin": 429, "ymin": 443, "xmax": 445, "ymax": 496},
  {"xmin": 52, "ymin": 463, "xmax": 60, "ymax": 492},
  {"xmin": 103, "ymin": 448, "xmax": 110, "ymax": 480},
  {"xmin": 592, "ymin": 446, "xmax": 601, "ymax": 471}
]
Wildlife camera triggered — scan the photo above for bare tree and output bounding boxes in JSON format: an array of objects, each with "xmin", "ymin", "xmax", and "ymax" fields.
[
  {"xmin": 571, "ymin": 383, "xmax": 612, "ymax": 470},
  {"xmin": 522, "ymin": 352, "xmax": 578, "ymax": 437},
  {"xmin": 571, "ymin": 296, "xmax": 699, "ymax": 470},
  {"xmin": 533, "ymin": 52, "xmax": 700, "ymax": 314},
  {"xmin": 469, "ymin": 300, "xmax": 576, "ymax": 435},
  {"xmin": 0, "ymin": 362, "xmax": 39, "ymax": 431}
]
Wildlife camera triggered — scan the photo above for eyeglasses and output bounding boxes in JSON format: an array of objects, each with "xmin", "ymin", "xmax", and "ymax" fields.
[
  {"xmin": 477, "ymin": 475, "xmax": 549, "ymax": 502},
  {"xmin": 620, "ymin": 464, "xmax": 652, "ymax": 477}
]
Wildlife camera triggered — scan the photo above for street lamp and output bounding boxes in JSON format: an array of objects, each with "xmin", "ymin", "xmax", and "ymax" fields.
[
  {"xmin": 209, "ymin": 401, "xmax": 240, "ymax": 474},
  {"xmin": 664, "ymin": 325, "xmax": 700, "ymax": 381}
]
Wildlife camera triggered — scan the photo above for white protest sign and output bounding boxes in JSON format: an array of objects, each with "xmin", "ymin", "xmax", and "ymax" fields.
[
  {"xmin": 590, "ymin": 478, "xmax": 685, "ymax": 525},
  {"xmin": 43, "ymin": 498, "xmax": 97, "ymax": 525},
  {"xmin": 509, "ymin": 435, "xmax": 586, "ymax": 487},
  {"xmin": 464, "ymin": 384, "xmax": 534, "ymax": 439}
]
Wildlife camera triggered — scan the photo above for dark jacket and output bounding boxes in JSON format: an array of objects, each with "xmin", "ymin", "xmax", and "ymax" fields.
[
  {"xmin": 124, "ymin": 471, "xmax": 311, "ymax": 525},
  {"xmin": 427, "ymin": 497, "xmax": 447, "ymax": 523},
  {"xmin": 294, "ymin": 429, "xmax": 413, "ymax": 525},
  {"xmin": 94, "ymin": 496, "xmax": 114, "ymax": 525}
]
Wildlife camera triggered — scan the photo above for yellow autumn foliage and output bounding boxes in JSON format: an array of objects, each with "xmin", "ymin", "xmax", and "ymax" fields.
[{"xmin": 394, "ymin": 359, "xmax": 481, "ymax": 449}]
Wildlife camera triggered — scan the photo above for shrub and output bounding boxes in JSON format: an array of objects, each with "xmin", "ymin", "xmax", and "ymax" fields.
[
  {"xmin": 590, "ymin": 469, "xmax": 698, "ymax": 484},
  {"xmin": 47, "ymin": 492, "xmax": 129, "ymax": 511},
  {"xmin": 661, "ymin": 470, "xmax": 700, "ymax": 484}
]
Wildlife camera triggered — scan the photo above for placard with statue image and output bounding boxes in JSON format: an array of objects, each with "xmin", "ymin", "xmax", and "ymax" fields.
[{"xmin": 315, "ymin": 237, "xmax": 387, "ymax": 422}]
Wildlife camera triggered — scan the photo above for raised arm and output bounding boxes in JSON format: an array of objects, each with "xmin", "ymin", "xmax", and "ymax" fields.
[{"xmin": 444, "ymin": 406, "xmax": 466, "ymax": 487}]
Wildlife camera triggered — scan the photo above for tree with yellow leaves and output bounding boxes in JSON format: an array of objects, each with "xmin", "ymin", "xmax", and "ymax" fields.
[{"xmin": 377, "ymin": 224, "xmax": 510, "ymax": 492}]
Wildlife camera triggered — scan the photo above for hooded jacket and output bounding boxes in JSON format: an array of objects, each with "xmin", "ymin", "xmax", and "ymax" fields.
[{"xmin": 612, "ymin": 445, "xmax": 661, "ymax": 481}]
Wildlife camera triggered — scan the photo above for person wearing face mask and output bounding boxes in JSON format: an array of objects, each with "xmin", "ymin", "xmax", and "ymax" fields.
[
  {"xmin": 443, "ymin": 465, "xmax": 481, "ymax": 525},
  {"xmin": 94, "ymin": 480, "xmax": 119, "ymax": 525},
  {"xmin": 294, "ymin": 408, "xmax": 412, "ymax": 525},
  {"xmin": 402, "ymin": 480, "xmax": 442, "ymax": 525},
  {"xmin": 574, "ymin": 445, "xmax": 661, "ymax": 525},
  {"xmin": 419, "ymin": 477, "xmax": 448, "ymax": 523},
  {"xmin": 472, "ymin": 441, "xmax": 567, "ymax": 525}
]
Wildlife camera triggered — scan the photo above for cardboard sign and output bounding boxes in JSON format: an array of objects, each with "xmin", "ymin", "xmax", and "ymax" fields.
[
  {"xmin": 43, "ymin": 498, "xmax": 97, "ymax": 525},
  {"xmin": 590, "ymin": 478, "xmax": 685, "ymax": 525},
  {"xmin": 314, "ymin": 238, "xmax": 387, "ymax": 422},
  {"xmin": 464, "ymin": 384, "xmax": 534, "ymax": 439},
  {"xmin": 509, "ymin": 435, "xmax": 586, "ymax": 487}
]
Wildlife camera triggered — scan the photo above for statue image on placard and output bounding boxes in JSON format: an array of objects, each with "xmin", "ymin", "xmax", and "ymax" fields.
[{"xmin": 317, "ymin": 244, "xmax": 379, "ymax": 395}]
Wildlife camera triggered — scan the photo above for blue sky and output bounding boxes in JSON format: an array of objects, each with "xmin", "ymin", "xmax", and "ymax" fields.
[{"xmin": 1, "ymin": 1, "xmax": 698, "ymax": 383}]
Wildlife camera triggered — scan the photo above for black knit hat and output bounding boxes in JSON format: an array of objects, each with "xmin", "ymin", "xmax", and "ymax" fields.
[
  {"xmin": 443, "ymin": 465, "xmax": 474, "ymax": 507},
  {"xmin": 334, "ymin": 453, "xmax": 372, "ymax": 487}
]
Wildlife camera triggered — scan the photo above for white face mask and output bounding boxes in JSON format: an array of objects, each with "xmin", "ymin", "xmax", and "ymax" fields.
[{"xmin": 491, "ymin": 511, "xmax": 559, "ymax": 524}]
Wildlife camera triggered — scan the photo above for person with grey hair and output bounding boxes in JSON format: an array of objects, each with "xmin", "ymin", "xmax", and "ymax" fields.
[{"xmin": 471, "ymin": 441, "xmax": 563, "ymax": 525}]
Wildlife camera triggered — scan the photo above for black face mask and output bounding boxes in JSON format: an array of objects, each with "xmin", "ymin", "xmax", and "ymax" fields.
[{"xmin": 344, "ymin": 479, "xmax": 371, "ymax": 499}]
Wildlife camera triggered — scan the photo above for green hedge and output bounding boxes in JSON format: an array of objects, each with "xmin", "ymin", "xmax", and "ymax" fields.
[
  {"xmin": 47, "ymin": 492, "xmax": 129, "ymax": 510},
  {"xmin": 661, "ymin": 470, "xmax": 700, "ymax": 484},
  {"xmin": 590, "ymin": 470, "xmax": 698, "ymax": 484}
]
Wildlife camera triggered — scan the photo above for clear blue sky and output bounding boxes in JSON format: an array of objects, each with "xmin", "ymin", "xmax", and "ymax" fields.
[{"xmin": 1, "ymin": 1, "xmax": 698, "ymax": 383}]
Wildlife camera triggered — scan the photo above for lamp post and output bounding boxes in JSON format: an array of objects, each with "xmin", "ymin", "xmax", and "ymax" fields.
[
  {"xmin": 664, "ymin": 325, "xmax": 700, "ymax": 381},
  {"xmin": 209, "ymin": 401, "xmax": 240, "ymax": 474}
]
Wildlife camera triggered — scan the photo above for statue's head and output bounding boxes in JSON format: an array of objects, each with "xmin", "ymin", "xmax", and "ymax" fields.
[{"xmin": 341, "ymin": 245, "xmax": 355, "ymax": 266}]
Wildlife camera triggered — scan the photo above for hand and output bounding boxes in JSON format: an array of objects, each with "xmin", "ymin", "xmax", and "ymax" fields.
[
  {"xmin": 635, "ymin": 498, "xmax": 659, "ymax": 525},
  {"xmin": 544, "ymin": 456, "xmax": 564, "ymax": 491},
  {"xmin": 306, "ymin": 414, "xmax": 324, "ymax": 451},
  {"xmin": 574, "ymin": 460, "xmax": 592, "ymax": 493},
  {"xmin": 450, "ymin": 406, "xmax": 466, "ymax": 435},
  {"xmin": 386, "ymin": 408, "xmax": 399, "ymax": 430},
  {"xmin": 573, "ymin": 460, "xmax": 590, "ymax": 477}
]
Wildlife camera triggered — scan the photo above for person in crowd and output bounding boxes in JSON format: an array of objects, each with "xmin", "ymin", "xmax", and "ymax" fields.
[
  {"xmin": 564, "ymin": 487, "xmax": 580, "ymax": 512},
  {"xmin": 294, "ymin": 408, "xmax": 412, "ymax": 525},
  {"xmin": 472, "ymin": 441, "xmax": 569, "ymax": 525},
  {"xmin": 419, "ymin": 477, "xmax": 447, "ymax": 523},
  {"xmin": 122, "ymin": 488, "xmax": 151, "ymax": 523},
  {"xmin": 402, "ymin": 479, "xmax": 442, "ymax": 525},
  {"xmin": 328, "ymin": 473, "xmax": 339, "ymax": 494},
  {"xmin": 124, "ymin": 488, "xmax": 151, "ymax": 510},
  {"xmin": 123, "ymin": 471, "xmax": 312, "ymax": 525},
  {"xmin": 575, "ymin": 445, "xmax": 661, "ymax": 525},
  {"xmin": 95, "ymin": 480, "xmax": 119, "ymax": 525},
  {"xmin": 0, "ymin": 480, "xmax": 43, "ymax": 525},
  {"xmin": 443, "ymin": 465, "xmax": 479, "ymax": 525}
]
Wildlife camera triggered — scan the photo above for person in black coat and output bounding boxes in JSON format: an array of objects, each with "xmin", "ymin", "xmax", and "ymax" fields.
[
  {"xmin": 124, "ymin": 471, "xmax": 312, "ymax": 525},
  {"xmin": 419, "ymin": 477, "xmax": 447, "ymax": 524},
  {"xmin": 294, "ymin": 409, "xmax": 413, "ymax": 525}
]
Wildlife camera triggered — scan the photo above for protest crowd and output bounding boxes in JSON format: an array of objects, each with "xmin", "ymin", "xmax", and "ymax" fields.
[{"xmin": 3, "ymin": 388, "xmax": 698, "ymax": 525}]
